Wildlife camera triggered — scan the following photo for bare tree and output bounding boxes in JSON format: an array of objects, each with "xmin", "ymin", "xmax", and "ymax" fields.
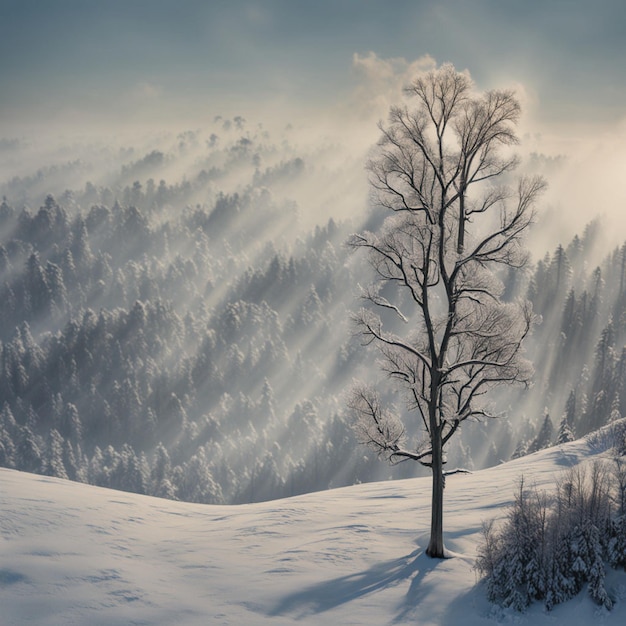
[{"xmin": 348, "ymin": 63, "xmax": 546, "ymax": 558}]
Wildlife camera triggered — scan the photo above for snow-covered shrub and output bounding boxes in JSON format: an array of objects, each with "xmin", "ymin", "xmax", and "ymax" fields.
[
  {"xmin": 588, "ymin": 418, "xmax": 626, "ymax": 456},
  {"xmin": 476, "ymin": 461, "xmax": 624, "ymax": 611},
  {"xmin": 476, "ymin": 478, "xmax": 551, "ymax": 610}
]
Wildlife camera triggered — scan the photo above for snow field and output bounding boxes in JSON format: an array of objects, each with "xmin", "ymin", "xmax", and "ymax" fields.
[{"xmin": 1, "ymin": 436, "xmax": 625, "ymax": 625}]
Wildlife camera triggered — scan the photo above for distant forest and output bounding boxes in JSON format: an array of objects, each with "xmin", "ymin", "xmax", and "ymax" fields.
[{"xmin": 0, "ymin": 121, "xmax": 624, "ymax": 503}]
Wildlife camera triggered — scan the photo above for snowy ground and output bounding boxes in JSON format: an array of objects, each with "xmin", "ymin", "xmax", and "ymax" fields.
[{"xmin": 1, "ymin": 438, "xmax": 625, "ymax": 625}]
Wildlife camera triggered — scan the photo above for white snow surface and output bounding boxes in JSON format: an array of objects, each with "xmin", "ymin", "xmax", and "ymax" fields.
[{"xmin": 1, "ymin": 437, "xmax": 626, "ymax": 625}]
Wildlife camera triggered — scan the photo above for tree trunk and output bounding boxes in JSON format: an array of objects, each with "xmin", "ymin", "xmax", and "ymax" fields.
[
  {"xmin": 457, "ymin": 190, "xmax": 465, "ymax": 254},
  {"xmin": 426, "ymin": 426, "xmax": 445, "ymax": 558}
]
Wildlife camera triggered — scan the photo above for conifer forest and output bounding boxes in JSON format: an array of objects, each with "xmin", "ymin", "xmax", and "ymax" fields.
[{"xmin": 0, "ymin": 122, "xmax": 624, "ymax": 505}]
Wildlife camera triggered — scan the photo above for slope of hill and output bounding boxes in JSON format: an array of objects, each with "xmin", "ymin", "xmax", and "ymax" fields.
[
  {"xmin": 1, "ymin": 436, "xmax": 625, "ymax": 625},
  {"xmin": 2, "ymin": 126, "xmax": 626, "ymax": 507}
]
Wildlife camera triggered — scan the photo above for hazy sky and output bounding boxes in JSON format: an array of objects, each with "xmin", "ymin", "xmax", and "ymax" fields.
[
  {"xmin": 3, "ymin": 0, "xmax": 626, "ymax": 247},
  {"xmin": 2, "ymin": 0, "xmax": 626, "ymax": 134}
]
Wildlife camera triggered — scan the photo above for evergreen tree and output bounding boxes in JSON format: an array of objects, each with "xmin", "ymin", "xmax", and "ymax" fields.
[
  {"xmin": 556, "ymin": 416, "xmax": 575, "ymax": 445},
  {"xmin": 17, "ymin": 425, "xmax": 42, "ymax": 473},
  {"xmin": 43, "ymin": 429, "xmax": 68, "ymax": 479},
  {"xmin": 571, "ymin": 521, "xmax": 612, "ymax": 609},
  {"xmin": 528, "ymin": 412, "xmax": 554, "ymax": 453}
]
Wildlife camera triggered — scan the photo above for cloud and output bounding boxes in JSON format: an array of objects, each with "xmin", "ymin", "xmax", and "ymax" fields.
[
  {"xmin": 352, "ymin": 51, "xmax": 436, "ymax": 82},
  {"xmin": 515, "ymin": 114, "xmax": 626, "ymax": 258},
  {"xmin": 350, "ymin": 52, "xmax": 437, "ymax": 119},
  {"xmin": 132, "ymin": 82, "xmax": 163, "ymax": 100},
  {"xmin": 335, "ymin": 52, "xmax": 626, "ymax": 261}
]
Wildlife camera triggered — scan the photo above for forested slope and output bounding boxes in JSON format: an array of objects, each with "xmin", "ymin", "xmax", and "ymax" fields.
[{"xmin": 0, "ymin": 122, "xmax": 625, "ymax": 503}]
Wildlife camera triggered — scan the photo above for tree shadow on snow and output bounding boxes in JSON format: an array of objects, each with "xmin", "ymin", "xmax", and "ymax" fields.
[{"xmin": 270, "ymin": 548, "xmax": 440, "ymax": 621}]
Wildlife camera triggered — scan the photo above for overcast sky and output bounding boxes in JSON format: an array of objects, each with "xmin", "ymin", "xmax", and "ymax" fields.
[
  {"xmin": 2, "ymin": 0, "xmax": 626, "ymax": 135},
  {"xmin": 2, "ymin": 1, "xmax": 626, "ymax": 253}
]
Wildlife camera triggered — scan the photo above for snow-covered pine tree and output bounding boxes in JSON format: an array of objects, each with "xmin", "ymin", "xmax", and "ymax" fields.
[
  {"xmin": 544, "ymin": 533, "xmax": 577, "ymax": 610},
  {"xmin": 584, "ymin": 522, "xmax": 613, "ymax": 609},
  {"xmin": 528, "ymin": 411, "xmax": 554, "ymax": 453},
  {"xmin": 556, "ymin": 415, "xmax": 575, "ymax": 444},
  {"xmin": 607, "ymin": 514, "xmax": 626, "ymax": 570}
]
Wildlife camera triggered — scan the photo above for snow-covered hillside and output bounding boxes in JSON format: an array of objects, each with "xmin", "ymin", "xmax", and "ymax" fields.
[{"xmin": 1, "ymin": 437, "xmax": 625, "ymax": 625}]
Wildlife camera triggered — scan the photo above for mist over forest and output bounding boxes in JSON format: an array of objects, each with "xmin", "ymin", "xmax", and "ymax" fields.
[{"xmin": 0, "ymin": 117, "xmax": 624, "ymax": 504}]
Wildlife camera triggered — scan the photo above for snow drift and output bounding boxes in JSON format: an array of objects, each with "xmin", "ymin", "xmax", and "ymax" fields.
[{"xmin": 1, "ymin": 435, "xmax": 625, "ymax": 625}]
